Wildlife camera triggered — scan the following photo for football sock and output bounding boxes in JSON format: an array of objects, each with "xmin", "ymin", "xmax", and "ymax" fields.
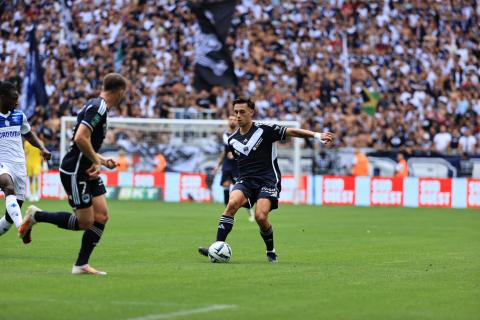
[
  {"xmin": 260, "ymin": 225, "xmax": 275, "ymax": 252},
  {"xmin": 75, "ymin": 222, "xmax": 105, "ymax": 266},
  {"xmin": 223, "ymin": 188, "xmax": 229, "ymax": 205},
  {"xmin": 216, "ymin": 215, "xmax": 234, "ymax": 242},
  {"xmin": 34, "ymin": 211, "xmax": 80, "ymax": 230},
  {"xmin": 5, "ymin": 195, "xmax": 22, "ymax": 228},
  {"xmin": 0, "ymin": 216, "xmax": 12, "ymax": 235}
]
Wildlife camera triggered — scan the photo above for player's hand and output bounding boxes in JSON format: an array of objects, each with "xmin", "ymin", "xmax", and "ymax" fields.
[
  {"xmin": 41, "ymin": 149, "xmax": 52, "ymax": 161},
  {"xmin": 103, "ymin": 158, "xmax": 119, "ymax": 170},
  {"xmin": 86, "ymin": 162, "xmax": 101, "ymax": 179},
  {"xmin": 314, "ymin": 132, "xmax": 335, "ymax": 145}
]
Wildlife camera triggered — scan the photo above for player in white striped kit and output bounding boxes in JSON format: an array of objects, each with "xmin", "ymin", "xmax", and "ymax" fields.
[{"xmin": 0, "ymin": 81, "xmax": 51, "ymax": 243}]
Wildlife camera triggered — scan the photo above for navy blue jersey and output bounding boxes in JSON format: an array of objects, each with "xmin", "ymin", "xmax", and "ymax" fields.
[
  {"xmin": 60, "ymin": 97, "xmax": 108, "ymax": 174},
  {"xmin": 228, "ymin": 122, "xmax": 287, "ymax": 187},
  {"xmin": 221, "ymin": 131, "xmax": 236, "ymax": 172}
]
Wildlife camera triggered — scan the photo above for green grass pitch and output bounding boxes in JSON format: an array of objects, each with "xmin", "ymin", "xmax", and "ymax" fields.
[{"xmin": 1, "ymin": 200, "xmax": 479, "ymax": 320}]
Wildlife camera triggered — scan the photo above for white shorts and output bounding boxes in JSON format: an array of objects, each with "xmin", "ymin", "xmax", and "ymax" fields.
[{"xmin": 0, "ymin": 162, "xmax": 27, "ymax": 201}]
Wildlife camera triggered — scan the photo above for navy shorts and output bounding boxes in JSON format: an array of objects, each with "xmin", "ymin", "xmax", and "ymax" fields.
[
  {"xmin": 60, "ymin": 172, "xmax": 106, "ymax": 210},
  {"xmin": 232, "ymin": 180, "xmax": 280, "ymax": 210}
]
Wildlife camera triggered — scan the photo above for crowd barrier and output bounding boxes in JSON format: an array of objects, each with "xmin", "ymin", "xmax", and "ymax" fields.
[{"xmin": 27, "ymin": 171, "xmax": 479, "ymax": 209}]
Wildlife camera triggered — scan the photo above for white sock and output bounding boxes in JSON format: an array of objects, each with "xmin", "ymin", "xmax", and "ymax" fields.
[
  {"xmin": 0, "ymin": 216, "xmax": 12, "ymax": 235},
  {"xmin": 6, "ymin": 195, "xmax": 22, "ymax": 229}
]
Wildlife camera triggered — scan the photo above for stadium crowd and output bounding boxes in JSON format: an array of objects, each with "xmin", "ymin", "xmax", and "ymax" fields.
[{"xmin": 0, "ymin": 0, "xmax": 480, "ymax": 162}]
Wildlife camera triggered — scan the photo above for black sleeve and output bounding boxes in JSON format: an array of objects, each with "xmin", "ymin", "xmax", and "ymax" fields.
[
  {"xmin": 81, "ymin": 101, "xmax": 107, "ymax": 131},
  {"xmin": 262, "ymin": 123, "xmax": 288, "ymax": 142}
]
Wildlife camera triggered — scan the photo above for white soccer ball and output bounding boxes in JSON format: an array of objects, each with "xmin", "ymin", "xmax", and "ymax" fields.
[{"xmin": 208, "ymin": 241, "xmax": 232, "ymax": 263}]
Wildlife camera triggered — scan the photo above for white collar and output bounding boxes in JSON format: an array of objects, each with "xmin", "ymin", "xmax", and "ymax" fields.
[{"xmin": 0, "ymin": 111, "xmax": 11, "ymax": 118}]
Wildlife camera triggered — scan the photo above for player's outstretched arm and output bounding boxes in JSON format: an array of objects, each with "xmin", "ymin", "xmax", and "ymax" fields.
[
  {"xmin": 285, "ymin": 128, "xmax": 335, "ymax": 145},
  {"xmin": 23, "ymin": 131, "xmax": 52, "ymax": 160}
]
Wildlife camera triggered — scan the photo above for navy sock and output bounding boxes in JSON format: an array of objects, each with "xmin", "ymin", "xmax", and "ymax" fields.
[
  {"xmin": 260, "ymin": 226, "xmax": 274, "ymax": 251},
  {"xmin": 216, "ymin": 215, "xmax": 234, "ymax": 242},
  {"xmin": 223, "ymin": 188, "xmax": 229, "ymax": 205},
  {"xmin": 34, "ymin": 211, "xmax": 79, "ymax": 230},
  {"xmin": 4, "ymin": 211, "xmax": 13, "ymax": 224},
  {"xmin": 76, "ymin": 222, "xmax": 105, "ymax": 266}
]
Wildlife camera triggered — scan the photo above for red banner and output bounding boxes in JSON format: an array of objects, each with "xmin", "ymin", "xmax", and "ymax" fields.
[
  {"xmin": 370, "ymin": 177, "xmax": 403, "ymax": 206},
  {"xmin": 40, "ymin": 170, "xmax": 65, "ymax": 199},
  {"xmin": 179, "ymin": 173, "xmax": 211, "ymax": 202},
  {"xmin": 466, "ymin": 179, "xmax": 480, "ymax": 208},
  {"xmin": 322, "ymin": 176, "xmax": 355, "ymax": 205},
  {"xmin": 418, "ymin": 178, "xmax": 452, "ymax": 208},
  {"xmin": 280, "ymin": 175, "xmax": 308, "ymax": 204}
]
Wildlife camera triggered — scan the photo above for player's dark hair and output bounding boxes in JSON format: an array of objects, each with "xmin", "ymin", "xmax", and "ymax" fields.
[
  {"xmin": 102, "ymin": 73, "xmax": 127, "ymax": 92},
  {"xmin": 233, "ymin": 97, "xmax": 255, "ymax": 110},
  {"xmin": 0, "ymin": 80, "xmax": 17, "ymax": 96}
]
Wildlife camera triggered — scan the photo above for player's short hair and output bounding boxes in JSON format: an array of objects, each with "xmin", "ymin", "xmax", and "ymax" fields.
[
  {"xmin": 0, "ymin": 81, "xmax": 17, "ymax": 96},
  {"xmin": 233, "ymin": 97, "xmax": 255, "ymax": 110},
  {"xmin": 102, "ymin": 73, "xmax": 127, "ymax": 92}
]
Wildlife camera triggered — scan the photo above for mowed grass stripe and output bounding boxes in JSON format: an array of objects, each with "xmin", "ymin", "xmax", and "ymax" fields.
[{"xmin": 0, "ymin": 200, "xmax": 478, "ymax": 320}]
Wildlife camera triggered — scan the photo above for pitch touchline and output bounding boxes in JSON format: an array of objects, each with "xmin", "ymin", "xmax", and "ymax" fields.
[{"xmin": 127, "ymin": 304, "xmax": 237, "ymax": 320}]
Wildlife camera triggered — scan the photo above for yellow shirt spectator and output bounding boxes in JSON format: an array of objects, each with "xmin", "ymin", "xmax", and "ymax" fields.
[{"xmin": 25, "ymin": 140, "xmax": 43, "ymax": 177}]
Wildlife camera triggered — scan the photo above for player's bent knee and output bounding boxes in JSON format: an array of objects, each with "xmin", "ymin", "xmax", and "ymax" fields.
[
  {"xmin": 1, "ymin": 184, "xmax": 15, "ymax": 196},
  {"xmin": 226, "ymin": 199, "xmax": 241, "ymax": 213},
  {"xmin": 255, "ymin": 211, "xmax": 269, "ymax": 223},
  {"xmin": 95, "ymin": 212, "xmax": 109, "ymax": 224}
]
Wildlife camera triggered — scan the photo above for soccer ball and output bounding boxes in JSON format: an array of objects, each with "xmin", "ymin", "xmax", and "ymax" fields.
[{"xmin": 208, "ymin": 241, "xmax": 232, "ymax": 263}]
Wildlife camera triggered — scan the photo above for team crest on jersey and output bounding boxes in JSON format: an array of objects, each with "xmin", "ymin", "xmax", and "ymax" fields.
[{"xmin": 82, "ymin": 194, "xmax": 91, "ymax": 203}]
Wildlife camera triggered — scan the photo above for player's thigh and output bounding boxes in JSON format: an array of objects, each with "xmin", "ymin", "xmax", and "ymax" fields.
[{"xmin": 225, "ymin": 189, "xmax": 248, "ymax": 214}]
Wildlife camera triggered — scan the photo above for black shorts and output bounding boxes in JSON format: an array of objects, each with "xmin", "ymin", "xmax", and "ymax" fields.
[
  {"xmin": 232, "ymin": 180, "xmax": 280, "ymax": 210},
  {"xmin": 221, "ymin": 170, "xmax": 236, "ymax": 185},
  {"xmin": 60, "ymin": 172, "xmax": 106, "ymax": 210}
]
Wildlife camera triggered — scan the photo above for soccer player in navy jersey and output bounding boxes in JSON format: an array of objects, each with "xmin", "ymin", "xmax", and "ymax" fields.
[
  {"xmin": 213, "ymin": 115, "xmax": 254, "ymax": 221},
  {"xmin": 19, "ymin": 73, "xmax": 127, "ymax": 275},
  {"xmin": 199, "ymin": 97, "xmax": 335, "ymax": 262}
]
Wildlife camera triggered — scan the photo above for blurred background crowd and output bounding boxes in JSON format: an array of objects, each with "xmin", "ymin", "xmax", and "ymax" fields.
[{"xmin": 0, "ymin": 0, "xmax": 479, "ymax": 167}]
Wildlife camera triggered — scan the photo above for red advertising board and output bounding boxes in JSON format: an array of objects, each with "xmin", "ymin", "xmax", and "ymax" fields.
[
  {"xmin": 418, "ymin": 178, "xmax": 452, "ymax": 208},
  {"xmin": 40, "ymin": 170, "xmax": 66, "ymax": 199},
  {"xmin": 280, "ymin": 175, "xmax": 308, "ymax": 204},
  {"xmin": 370, "ymin": 177, "xmax": 403, "ymax": 206},
  {"xmin": 466, "ymin": 179, "xmax": 480, "ymax": 208},
  {"xmin": 322, "ymin": 176, "xmax": 355, "ymax": 205},
  {"xmin": 179, "ymin": 173, "xmax": 211, "ymax": 202}
]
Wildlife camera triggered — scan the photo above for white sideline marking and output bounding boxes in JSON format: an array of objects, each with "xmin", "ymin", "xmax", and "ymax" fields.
[{"xmin": 127, "ymin": 304, "xmax": 236, "ymax": 320}]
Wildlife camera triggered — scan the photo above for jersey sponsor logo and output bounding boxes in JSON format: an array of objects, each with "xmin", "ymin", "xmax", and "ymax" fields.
[
  {"xmin": 0, "ymin": 131, "xmax": 21, "ymax": 138},
  {"xmin": 230, "ymin": 128, "xmax": 264, "ymax": 156}
]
